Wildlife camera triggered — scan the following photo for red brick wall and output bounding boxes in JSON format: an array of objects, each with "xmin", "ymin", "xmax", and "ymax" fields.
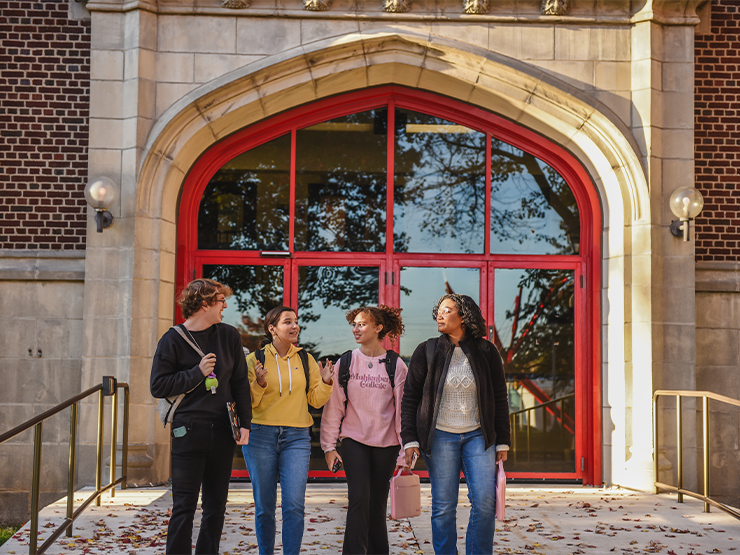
[
  {"xmin": 695, "ymin": 0, "xmax": 740, "ymax": 262},
  {"xmin": 0, "ymin": 0, "xmax": 90, "ymax": 250}
]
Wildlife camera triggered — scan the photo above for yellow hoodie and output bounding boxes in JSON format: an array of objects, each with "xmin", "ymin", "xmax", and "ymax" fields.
[{"xmin": 247, "ymin": 343, "xmax": 333, "ymax": 427}]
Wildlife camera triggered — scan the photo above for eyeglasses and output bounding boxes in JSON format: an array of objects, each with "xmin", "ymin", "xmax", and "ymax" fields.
[
  {"xmin": 215, "ymin": 297, "xmax": 226, "ymax": 305},
  {"xmin": 437, "ymin": 307, "xmax": 457, "ymax": 316}
]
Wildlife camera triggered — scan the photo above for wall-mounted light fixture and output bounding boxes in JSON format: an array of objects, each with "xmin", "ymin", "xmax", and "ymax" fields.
[
  {"xmin": 669, "ymin": 186, "xmax": 704, "ymax": 242},
  {"xmin": 84, "ymin": 177, "xmax": 119, "ymax": 233}
]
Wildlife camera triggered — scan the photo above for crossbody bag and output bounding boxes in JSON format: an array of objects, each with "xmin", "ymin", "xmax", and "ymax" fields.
[{"xmin": 155, "ymin": 325, "xmax": 206, "ymax": 427}]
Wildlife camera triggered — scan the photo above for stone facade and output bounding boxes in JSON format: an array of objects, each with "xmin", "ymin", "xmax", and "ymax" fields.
[{"xmin": 1, "ymin": 0, "xmax": 739, "ymax": 524}]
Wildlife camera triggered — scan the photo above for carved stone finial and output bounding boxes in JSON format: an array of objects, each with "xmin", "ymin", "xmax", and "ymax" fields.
[
  {"xmin": 383, "ymin": 0, "xmax": 410, "ymax": 13},
  {"xmin": 463, "ymin": 0, "xmax": 488, "ymax": 14},
  {"xmin": 541, "ymin": 0, "xmax": 569, "ymax": 16},
  {"xmin": 304, "ymin": 0, "xmax": 331, "ymax": 10},
  {"xmin": 222, "ymin": 0, "xmax": 250, "ymax": 8}
]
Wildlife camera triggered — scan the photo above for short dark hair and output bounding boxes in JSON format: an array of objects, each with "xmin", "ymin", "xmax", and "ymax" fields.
[
  {"xmin": 432, "ymin": 294, "xmax": 487, "ymax": 339},
  {"xmin": 178, "ymin": 278, "xmax": 232, "ymax": 319}
]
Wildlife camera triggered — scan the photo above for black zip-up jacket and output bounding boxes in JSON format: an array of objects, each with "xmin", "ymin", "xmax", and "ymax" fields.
[{"xmin": 400, "ymin": 334, "xmax": 511, "ymax": 455}]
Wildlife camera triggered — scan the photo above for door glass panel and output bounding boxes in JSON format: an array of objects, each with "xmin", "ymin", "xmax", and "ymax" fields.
[
  {"xmin": 297, "ymin": 266, "xmax": 380, "ymax": 360},
  {"xmin": 490, "ymin": 141, "xmax": 580, "ymax": 255},
  {"xmin": 202, "ymin": 264, "xmax": 285, "ymax": 472},
  {"xmin": 298, "ymin": 265, "xmax": 380, "ymax": 470},
  {"xmin": 394, "ymin": 110, "xmax": 486, "ymax": 254},
  {"xmin": 399, "ymin": 267, "xmax": 481, "ymax": 359},
  {"xmin": 295, "ymin": 111, "xmax": 387, "ymax": 252},
  {"xmin": 203, "ymin": 264, "xmax": 285, "ymax": 353},
  {"xmin": 198, "ymin": 134, "xmax": 291, "ymax": 250},
  {"xmin": 494, "ymin": 268, "xmax": 576, "ymax": 472}
]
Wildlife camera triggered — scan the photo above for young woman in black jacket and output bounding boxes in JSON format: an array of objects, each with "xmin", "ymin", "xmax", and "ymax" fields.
[{"xmin": 401, "ymin": 294, "xmax": 511, "ymax": 555}]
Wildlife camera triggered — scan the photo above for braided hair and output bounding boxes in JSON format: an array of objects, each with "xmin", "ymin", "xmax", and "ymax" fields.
[
  {"xmin": 432, "ymin": 294, "xmax": 487, "ymax": 339},
  {"xmin": 345, "ymin": 305, "xmax": 405, "ymax": 345}
]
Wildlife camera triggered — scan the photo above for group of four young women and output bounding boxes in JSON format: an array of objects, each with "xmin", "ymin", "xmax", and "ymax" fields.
[{"xmin": 151, "ymin": 278, "xmax": 511, "ymax": 555}]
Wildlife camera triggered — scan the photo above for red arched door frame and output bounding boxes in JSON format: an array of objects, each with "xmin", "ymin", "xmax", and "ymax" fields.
[{"xmin": 176, "ymin": 86, "xmax": 602, "ymax": 485}]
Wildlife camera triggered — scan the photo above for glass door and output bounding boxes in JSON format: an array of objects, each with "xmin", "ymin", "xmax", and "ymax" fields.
[{"xmin": 491, "ymin": 265, "xmax": 579, "ymax": 477}]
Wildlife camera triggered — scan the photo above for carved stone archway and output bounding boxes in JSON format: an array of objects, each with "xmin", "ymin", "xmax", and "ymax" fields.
[{"xmin": 129, "ymin": 29, "xmax": 652, "ymax": 488}]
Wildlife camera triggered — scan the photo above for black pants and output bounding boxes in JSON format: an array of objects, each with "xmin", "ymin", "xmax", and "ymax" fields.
[
  {"xmin": 341, "ymin": 438, "xmax": 400, "ymax": 555},
  {"xmin": 167, "ymin": 419, "xmax": 236, "ymax": 555}
]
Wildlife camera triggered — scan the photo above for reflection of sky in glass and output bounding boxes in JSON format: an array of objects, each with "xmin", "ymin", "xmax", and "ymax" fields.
[
  {"xmin": 494, "ymin": 269, "xmax": 529, "ymax": 350},
  {"xmin": 399, "ymin": 267, "xmax": 480, "ymax": 358}
]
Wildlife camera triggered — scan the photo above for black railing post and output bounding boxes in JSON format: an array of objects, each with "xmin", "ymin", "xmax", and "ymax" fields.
[
  {"xmin": 95, "ymin": 389, "xmax": 104, "ymax": 507},
  {"xmin": 66, "ymin": 403, "xmax": 77, "ymax": 537},
  {"xmin": 30, "ymin": 422, "xmax": 43, "ymax": 554}
]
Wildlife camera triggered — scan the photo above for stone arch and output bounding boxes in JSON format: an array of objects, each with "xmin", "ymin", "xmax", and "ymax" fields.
[{"xmin": 133, "ymin": 29, "xmax": 651, "ymax": 488}]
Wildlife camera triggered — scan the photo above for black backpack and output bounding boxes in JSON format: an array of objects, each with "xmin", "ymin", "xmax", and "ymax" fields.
[
  {"xmin": 255, "ymin": 347, "xmax": 311, "ymax": 394},
  {"xmin": 337, "ymin": 349, "xmax": 399, "ymax": 434}
]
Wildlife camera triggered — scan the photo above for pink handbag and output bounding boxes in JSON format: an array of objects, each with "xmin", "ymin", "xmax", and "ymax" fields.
[
  {"xmin": 495, "ymin": 459, "xmax": 506, "ymax": 521},
  {"xmin": 390, "ymin": 468, "xmax": 421, "ymax": 519}
]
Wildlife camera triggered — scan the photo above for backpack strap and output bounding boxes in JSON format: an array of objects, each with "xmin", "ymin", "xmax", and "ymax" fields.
[
  {"xmin": 379, "ymin": 349, "xmax": 399, "ymax": 389},
  {"xmin": 297, "ymin": 348, "xmax": 310, "ymax": 394},
  {"xmin": 337, "ymin": 350, "xmax": 354, "ymax": 436}
]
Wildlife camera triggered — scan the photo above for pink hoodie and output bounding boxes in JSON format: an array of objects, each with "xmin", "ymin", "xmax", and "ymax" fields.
[{"xmin": 320, "ymin": 348, "xmax": 407, "ymax": 467}]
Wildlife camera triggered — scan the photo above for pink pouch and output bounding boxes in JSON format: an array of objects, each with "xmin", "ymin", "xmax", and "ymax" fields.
[
  {"xmin": 495, "ymin": 459, "xmax": 506, "ymax": 521},
  {"xmin": 390, "ymin": 468, "xmax": 421, "ymax": 520}
]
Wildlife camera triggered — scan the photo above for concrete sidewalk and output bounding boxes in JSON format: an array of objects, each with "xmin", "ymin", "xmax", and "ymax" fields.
[{"xmin": 2, "ymin": 483, "xmax": 738, "ymax": 554}]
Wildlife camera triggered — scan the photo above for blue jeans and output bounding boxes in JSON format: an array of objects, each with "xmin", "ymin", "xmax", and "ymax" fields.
[
  {"xmin": 422, "ymin": 428, "xmax": 497, "ymax": 555},
  {"xmin": 242, "ymin": 424, "xmax": 311, "ymax": 555}
]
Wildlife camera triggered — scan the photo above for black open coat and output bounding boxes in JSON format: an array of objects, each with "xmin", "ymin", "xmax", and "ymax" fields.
[{"xmin": 400, "ymin": 333, "xmax": 511, "ymax": 455}]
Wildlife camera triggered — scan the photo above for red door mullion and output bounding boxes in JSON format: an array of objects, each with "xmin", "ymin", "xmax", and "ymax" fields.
[
  {"xmin": 289, "ymin": 129, "xmax": 297, "ymax": 257},
  {"xmin": 386, "ymin": 99, "xmax": 396, "ymax": 305}
]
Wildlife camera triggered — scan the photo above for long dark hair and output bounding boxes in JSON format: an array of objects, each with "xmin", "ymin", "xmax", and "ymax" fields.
[
  {"xmin": 432, "ymin": 294, "xmax": 487, "ymax": 338},
  {"xmin": 259, "ymin": 306, "xmax": 296, "ymax": 349}
]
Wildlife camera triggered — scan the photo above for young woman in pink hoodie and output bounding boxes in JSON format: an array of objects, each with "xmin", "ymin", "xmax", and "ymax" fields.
[{"xmin": 320, "ymin": 305, "xmax": 407, "ymax": 555}]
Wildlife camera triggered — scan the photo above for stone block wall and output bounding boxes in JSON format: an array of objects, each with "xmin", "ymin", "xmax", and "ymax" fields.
[
  {"xmin": 695, "ymin": 0, "xmax": 740, "ymax": 262},
  {"xmin": 0, "ymin": 0, "xmax": 91, "ymax": 251},
  {"xmin": 0, "ymin": 251, "xmax": 86, "ymax": 525}
]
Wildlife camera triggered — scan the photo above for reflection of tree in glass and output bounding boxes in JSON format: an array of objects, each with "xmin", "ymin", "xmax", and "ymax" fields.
[
  {"xmin": 494, "ymin": 269, "xmax": 575, "ymax": 399},
  {"xmin": 203, "ymin": 265, "xmax": 284, "ymax": 352},
  {"xmin": 296, "ymin": 110, "xmax": 387, "ymax": 253},
  {"xmin": 297, "ymin": 177, "xmax": 385, "ymax": 252},
  {"xmin": 491, "ymin": 143, "xmax": 580, "ymax": 254},
  {"xmin": 392, "ymin": 109, "xmax": 579, "ymax": 255},
  {"xmin": 298, "ymin": 266, "xmax": 379, "ymax": 359},
  {"xmin": 199, "ymin": 134, "xmax": 291, "ymax": 251},
  {"xmin": 394, "ymin": 111, "xmax": 486, "ymax": 253}
]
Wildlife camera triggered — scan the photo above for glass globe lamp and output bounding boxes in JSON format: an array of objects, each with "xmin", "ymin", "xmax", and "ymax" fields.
[
  {"xmin": 669, "ymin": 186, "xmax": 704, "ymax": 242},
  {"xmin": 84, "ymin": 177, "xmax": 118, "ymax": 232}
]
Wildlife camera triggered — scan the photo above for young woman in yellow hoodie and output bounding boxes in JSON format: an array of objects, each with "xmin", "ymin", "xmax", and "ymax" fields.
[{"xmin": 242, "ymin": 305, "xmax": 334, "ymax": 555}]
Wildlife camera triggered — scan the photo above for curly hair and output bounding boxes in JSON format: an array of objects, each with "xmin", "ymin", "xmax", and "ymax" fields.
[
  {"xmin": 432, "ymin": 294, "xmax": 487, "ymax": 339},
  {"xmin": 178, "ymin": 278, "xmax": 232, "ymax": 320},
  {"xmin": 345, "ymin": 305, "xmax": 405, "ymax": 345},
  {"xmin": 259, "ymin": 306, "xmax": 296, "ymax": 349}
]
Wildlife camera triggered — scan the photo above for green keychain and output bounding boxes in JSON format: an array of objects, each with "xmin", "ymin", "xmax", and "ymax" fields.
[{"xmin": 205, "ymin": 372, "xmax": 218, "ymax": 394}]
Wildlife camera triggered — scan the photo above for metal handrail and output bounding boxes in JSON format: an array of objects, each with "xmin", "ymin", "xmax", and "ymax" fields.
[
  {"xmin": 509, "ymin": 393, "xmax": 574, "ymax": 464},
  {"xmin": 0, "ymin": 377, "xmax": 129, "ymax": 554},
  {"xmin": 653, "ymin": 389, "xmax": 740, "ymax": 520}
]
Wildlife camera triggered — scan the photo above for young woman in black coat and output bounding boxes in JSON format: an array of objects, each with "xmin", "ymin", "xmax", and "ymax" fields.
[{"xmin": 401, "ymin": 294, "xmax": 511, "ymax": 555}]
